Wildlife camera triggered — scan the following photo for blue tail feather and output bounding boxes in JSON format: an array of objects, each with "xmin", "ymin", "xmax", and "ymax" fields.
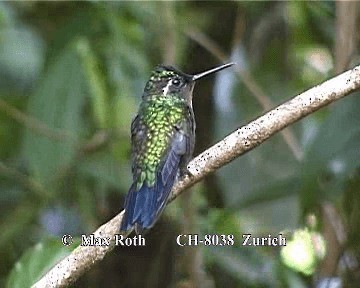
[
  {"xmin": 120, "ymin": 147, "xmax": 181, "ymax": 233},
  {"xmin": 120, "ymin": 183, "xmax": 138, "ymax": 231}
]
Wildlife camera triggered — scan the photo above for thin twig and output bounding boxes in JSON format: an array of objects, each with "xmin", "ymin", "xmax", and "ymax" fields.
[
  {"xmin": 319, "ymin": 202, "xmax": 346, "ymax": 277},
  {"xmin": 0, "ymin": 98, "xmax": 75, "ymax": 142},
  {"xmin": 33, "ymin": 65, "xmax": 360, "ymax": 288},
  {"xmin": 335, "ymin": 1, "xmax": 358, "ymax": 73},
  {"xmin": 160, "ymin": 1, "xmax": 176, "ymax": 65},
  {"xmin": 0, "ymin": 161, "xmax": 48, "ymax": 198}
]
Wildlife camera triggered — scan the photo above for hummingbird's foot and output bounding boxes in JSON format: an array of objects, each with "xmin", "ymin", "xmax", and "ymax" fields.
[
  {"xmin": 186, "ymin": 169, "xmax": 195, "ymax": 177},
  {"xmin": 181, "ymin": 167, "xmax": 194, "ymax": 178}
]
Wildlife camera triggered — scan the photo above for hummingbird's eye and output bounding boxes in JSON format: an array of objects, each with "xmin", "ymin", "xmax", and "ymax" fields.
[{"xmin": 171, "ymin": 78, "xmax": 181, "ymax": 87}]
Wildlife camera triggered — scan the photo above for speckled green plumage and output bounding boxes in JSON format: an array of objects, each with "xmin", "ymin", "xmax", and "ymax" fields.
[
  {"xmin": 133, "ymin": 95, "xmax": 186, "ymax": 190},
  {"xmin": 120, "ymin": 63, "xmax": 233, "ymax": 233}
]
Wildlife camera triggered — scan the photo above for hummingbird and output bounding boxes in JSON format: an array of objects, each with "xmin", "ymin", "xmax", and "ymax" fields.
[{"xmin": 120, "ymin": 62, "xmax": 234, "ymax": 234}]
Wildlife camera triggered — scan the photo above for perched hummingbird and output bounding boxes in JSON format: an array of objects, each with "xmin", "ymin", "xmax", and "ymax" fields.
[{"xmin": 120, "ymin": 63, "xmax": 234, "ymax": 234}]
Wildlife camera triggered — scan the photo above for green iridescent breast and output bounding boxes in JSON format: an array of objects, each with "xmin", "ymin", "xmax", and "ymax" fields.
[{"xmin": 134, "ymin": 96, "xmax": 186, "ymax": 189}]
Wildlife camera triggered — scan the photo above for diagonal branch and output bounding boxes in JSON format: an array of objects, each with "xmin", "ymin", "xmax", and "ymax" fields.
[{"xmin": 32, "ymin": 65, "xmax": 360, "ymax": 288}]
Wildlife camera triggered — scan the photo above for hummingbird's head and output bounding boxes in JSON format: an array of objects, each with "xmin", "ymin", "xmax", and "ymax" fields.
[
  {"xmin": 143, "ymin": 63, "xmax": 235, "ymax": 103},
  {"xmin": 143, "ymin": 66, "xmax": 194, "ymax": 102}
]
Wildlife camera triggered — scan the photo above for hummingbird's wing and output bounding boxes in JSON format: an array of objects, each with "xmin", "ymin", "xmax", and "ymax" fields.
[{"xmin": 120, "ymin": 114, "xmax": 191, "ymax": 233}]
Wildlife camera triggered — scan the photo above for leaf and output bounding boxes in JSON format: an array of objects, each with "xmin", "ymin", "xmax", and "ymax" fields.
[
  {"xmin": 77, "ymin": 38, "xmax": 109, "ymax": 128},
  {"xmin": 201, "ymin": 209, "xmax": 240, "ymax": 236},
  {"xmin": 0, "ymin": 200, "xmax": 40, "ymax": 249},
  {"xmin": 300, "ymin": 94, "xmax": 360, "ymax": 199},
  {"xmin": 6, "ymin": 238, "xmax": 78, "ymax": 288},
  {"xmin": 231, "ymin": 175, "xmax": 301, "ymax": 210},
  {"xmin": 304, "ymin": 95, "xmax": 360, "ymax": 171},
  {"xmin": 207, "ymin": 246, "xmax": 275, "ymax": 285},
  {"xmin": 0, "ymin": 24, "xmax": 44, "ymax": 92},
  {"xmin": 23, "ymin": 43, "xmax": 86, "ymax": 187},
  {"xmin": 282, "ymin": 269, "xmax": 308, "ymax": 288}
]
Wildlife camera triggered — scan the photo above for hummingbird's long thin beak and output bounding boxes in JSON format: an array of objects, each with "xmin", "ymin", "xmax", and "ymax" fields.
[{"xmin": 191, "ymin": 62, "xmax": 235, "ymax": 81}]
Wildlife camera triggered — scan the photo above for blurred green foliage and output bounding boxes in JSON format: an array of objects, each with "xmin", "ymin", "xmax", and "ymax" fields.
[
  {"xmin": 0, "ymin": 1, "xmax": 359, "ymax": 287},
  {"xmin": 7, "ymin": 237, "xmax": 80, "ymax": 288}
]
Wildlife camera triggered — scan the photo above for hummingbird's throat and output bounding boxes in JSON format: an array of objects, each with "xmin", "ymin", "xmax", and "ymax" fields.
[{"xmin": 162, "ymin": 81, "xmax": 172, "ymax": 96}]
